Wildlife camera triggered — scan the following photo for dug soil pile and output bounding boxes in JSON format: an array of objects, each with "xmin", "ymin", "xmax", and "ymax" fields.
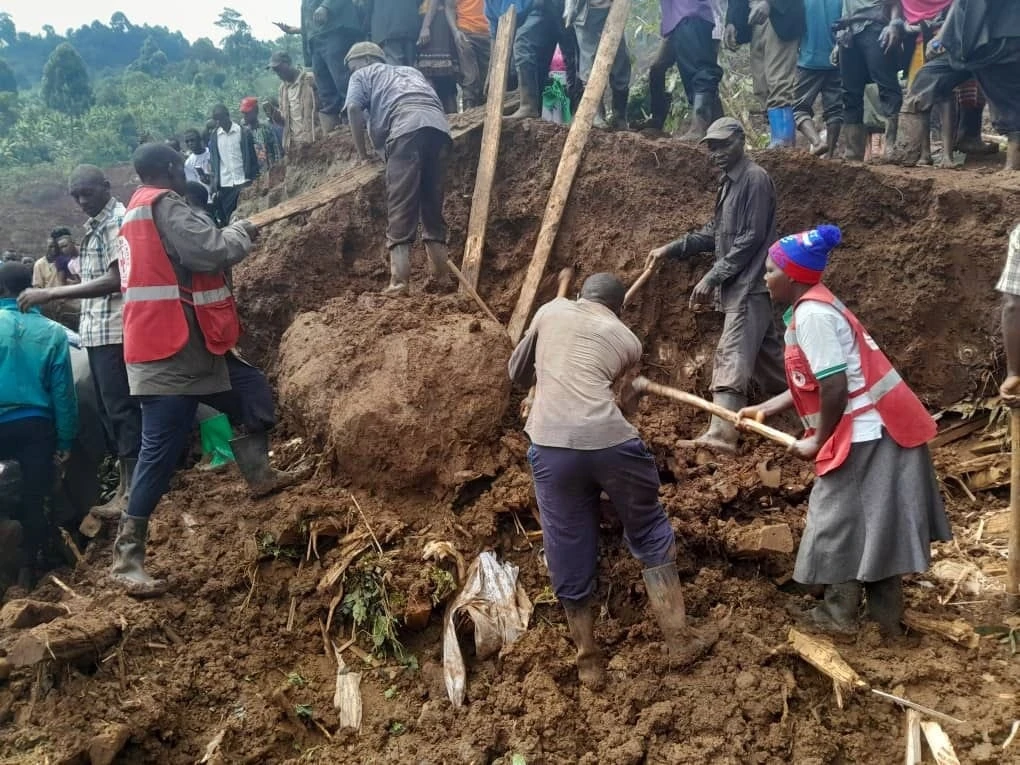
[{"xmin": 2, "ymin": 120, "xmax": 1020, "ymax": 764}]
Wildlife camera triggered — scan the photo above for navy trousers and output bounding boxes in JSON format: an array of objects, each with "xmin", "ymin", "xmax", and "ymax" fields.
[
  {"xmin": 528, "ymin": 438, "xmax": 675, "ymax": 604},
  {"xmin": 0, "ymin": 416, "xmax": 56, "ymax": 561}
]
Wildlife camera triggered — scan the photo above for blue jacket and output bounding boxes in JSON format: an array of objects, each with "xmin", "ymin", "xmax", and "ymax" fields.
[
  {"xmin": 0, "ymin": 299, "xmax": 78, "ymax": 451},
  {"xmin": 485, "ymin": 0, "xmax": 533, "ymax": 36}
]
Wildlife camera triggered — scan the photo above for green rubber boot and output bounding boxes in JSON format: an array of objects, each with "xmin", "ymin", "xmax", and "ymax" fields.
[{"xmin": 199, "ymin": 413, "xmax": 235, "ymax": 471}]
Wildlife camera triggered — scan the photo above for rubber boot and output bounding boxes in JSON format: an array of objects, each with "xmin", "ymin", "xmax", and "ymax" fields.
[
  {"xmin": 109, "ymin": 514, "xmax": 167, "ymax": 598},
  {"xmin": 804, "ymin": 581, "xmax": 861, "ymax": 634},
  {"xmin": 198, "ymin": 413, "xmax": 235, "ymax": 471},
  {"xmin": 955, "ymin": 106, "xmax": 998, "ymax": 155},
  {"xmin": 230, "ymin": 431, "xmax": 306, "ymax": 498},
  {"xmin": 886, "ymin": 112, "xmax": 926, "ymax": 166},
  {"xmin": 842, "ymin": 123, "xmax": 867, "ymax": 161},
  {"xmin": 824, "ymin": 121, "xmax": 842, "ymax": 159},
  {"xmin": 678, "ymin": 93, "xmax": 712, "ymax": 142},
  {"xmin": 382, "ymin": 243, "xmax": 411, "ymax": 296},
  {"xmin": 562, "ymin": 599, "xmax": 605, "ymax": 690},
  {"xmin": 645, "ymin": 80, "xmax": 670, "ymax": 132},
  {"xmin": 935, "ymin": 102, "xmax": 956, "ymax": 168},
  {"xmin": 1006, "ymin": 132, "xmax": 1020, "ymax": 171},
  {"xmin": 643, "ymin": 562, "xmax": 719, "ymax": 666},
  {"xmin": 676, "ymin": 391, "xmax": 745, "ymax": 455},
  {"xmin": 768, "ymin": 106, "xmax": 796, "ymax": 148},
  {"xmin": 881, "ymin": 114, "xmax": 899, "ymax": 161},
  {"xmin": 593, "ymin": 96, "xmax": 609, "ymax": 129},
  {"xmin": 90, "ymin": 457, "xmax": 137, "ymax": 520},
  {"xmin": 319, "ymin": 112, "xmax": 340, "ymax": 133},
  {"xmin": 611, "ymin": 87, "xmax": 629, "ymax": 130},
  {"xmin": 509, "ymin": 64, "xmax": 540, "ymax": 119},
  {"xmin": 798, "ymin": 119, "xmax": 825, "ymax": 155},
  {"xmin": 864, "ymin": 576, "xmax": 904, "ymax": 636},
  {"xmin": 423, "ymin": 241, "xmax": 454, "ymax": 292}
]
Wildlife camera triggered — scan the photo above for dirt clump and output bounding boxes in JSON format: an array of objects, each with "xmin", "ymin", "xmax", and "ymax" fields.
[{"xmin": 278, "ymin": 293, "xmax": 512, "ymax": 494}]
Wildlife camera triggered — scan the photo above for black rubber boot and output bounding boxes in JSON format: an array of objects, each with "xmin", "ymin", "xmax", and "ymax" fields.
[
  {"xmin": 382, "ymin": 243, "xmax": 411, "ymax": 296},
  {"xmin": 886, "ymin": 112, "xmax": 927, "ymax": 166},
  {"xmin": 842, "ymin": 123, "xmax": 867, "ymax": 161},
  {"xmin": 864, "ymin": 576, "xmax": 904, "ymax": 636},
  {"xmin": 509, "ymin": 64, "xmax": 540, "ymax": 119},
  {"xmin": 562, "ymin": 598, "xmax": 605, "ymax": 689},
  {"xmin": 91, "ymin": 457, "xmax": 137, "ymax": 520},
  {"xmin": 230, "ymin": 431, "xmax": 307, "ymax": 498},
  {"xmin": 611, "ymin": 87, "xmax": 629, "ymax": 130},
  {"xmin": 643, "ymin": 561, "xmax": 719, "ymax": 666},
  {"xmin": 799, "ymin": 119, "xmax": 825, "ymax": 154},
  {"xmin": 678, "ymin": 93, "xmax": 712, "ymax": 142},
  {"xmin": 805, "ymin": 581, "xmax": 861, "ymax": 634},
  {"xmin": 825, "ymin": 121, "xmax": 842, "ymax": 159},
  {"xmin": 109, "ymin": 514, "xmax": 167, "ymax": 598},
  {"xmin": 881, "ymin": 114, "xmax": 898, "ymax": 161},
  {"xmin": 1007, "ymin": 132, "xmax": 1020, "ymax": 171}
]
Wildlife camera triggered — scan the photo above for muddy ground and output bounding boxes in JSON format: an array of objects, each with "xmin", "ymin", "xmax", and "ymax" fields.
[{"xmin": 2, "ymin": 120, "xmax": 1020, "ymax": 764}]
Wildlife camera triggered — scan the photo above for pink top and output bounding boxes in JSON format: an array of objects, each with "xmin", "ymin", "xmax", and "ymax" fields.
[{"xmin": 900, "ymin": 0, "xmax": 951, "ymax": 24}]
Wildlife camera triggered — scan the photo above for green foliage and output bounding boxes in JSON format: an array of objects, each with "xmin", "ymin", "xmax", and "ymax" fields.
[
  {"xmin": 42, "ymin": 43, "xmax": 94, "ymax": 116},
  {"xmin": 0, "ymin": 57, "xmax": 15, "ymax": 93},
  {"xmin": 340, "ymin": 556, "xmax": 405, "ymax": 658}
]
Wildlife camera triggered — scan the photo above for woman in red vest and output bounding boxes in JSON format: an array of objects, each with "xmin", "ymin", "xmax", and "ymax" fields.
[{"xmin": 739, "ymin": 225, "xmax": 952, "ymax": 636}]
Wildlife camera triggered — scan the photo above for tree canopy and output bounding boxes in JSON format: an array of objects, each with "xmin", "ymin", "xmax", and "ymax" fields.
[{"xmin": 42, "ymin": 43, "xmax": 94, "ymax": 116}]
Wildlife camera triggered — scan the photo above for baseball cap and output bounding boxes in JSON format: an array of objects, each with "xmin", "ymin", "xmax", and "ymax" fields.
[
  {"xmin": 267, "ymin": 51, "xmax": 292, "ymax": 69},
  {"xmin": 700, "ymin": 117, "xmax": 745, "ymax": 143},
  {"xmin": 344, "ymin": 41, "xmax": 386, "ymax": 66}
]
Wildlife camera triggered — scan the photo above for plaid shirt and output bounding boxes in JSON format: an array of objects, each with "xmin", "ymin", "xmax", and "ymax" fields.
[
  {"xmin": 79, "ymin": 197, "xmax": 126, "ymax": 347},
  {"xmin": 997, "ymin": 224, "xmax": 1020, "ymax": 297}
]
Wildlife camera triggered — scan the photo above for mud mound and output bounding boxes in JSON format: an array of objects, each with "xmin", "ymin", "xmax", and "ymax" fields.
[{"xmin": 278, "ymin": 294, "xmax": 511, "ymax": 493}]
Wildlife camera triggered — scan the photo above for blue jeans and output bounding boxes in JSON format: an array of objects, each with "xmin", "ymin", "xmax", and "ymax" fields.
[
  {"xmin": 127, "ymin": 356, "xmax": 276, "ymax": 519},
  {"xmin": 527, "ymin": 438, "xmax": 675, "ymax": 604},
  {"xmin": 0, "ymin": 416, "xmax": 55, "ymax": 560}
]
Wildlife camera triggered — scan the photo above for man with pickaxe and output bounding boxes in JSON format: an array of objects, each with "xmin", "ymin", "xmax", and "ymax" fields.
[{"xmin": 645, "ymin": 117, "xmax": 786, "ymax": 454}]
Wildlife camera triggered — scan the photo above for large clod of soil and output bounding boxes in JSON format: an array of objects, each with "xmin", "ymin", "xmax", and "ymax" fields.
[{"xmin": 278, "ymin": 294, "xmax": 512, "ymax": 492}]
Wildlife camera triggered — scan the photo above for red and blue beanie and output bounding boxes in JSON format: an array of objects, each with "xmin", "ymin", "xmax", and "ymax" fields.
[{"xmin": 768, "ymin": 224, "xmax": 842, "ymax": 284}]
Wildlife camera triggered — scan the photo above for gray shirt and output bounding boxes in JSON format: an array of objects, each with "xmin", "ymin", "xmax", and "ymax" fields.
[
  {"xmin": 509, "ymin": 298, "xmax": 642, "ymax": 450},
  {"xmin": 126, "ymin": 192, "xmax": 252, "ymax": 397},
  {"xmin": 344, "ymin": 63, "xmax": 450, "ymax": 155},
  {"xmin": 683, "ymin": 155, "xmax": 777, "ymax": 313}
]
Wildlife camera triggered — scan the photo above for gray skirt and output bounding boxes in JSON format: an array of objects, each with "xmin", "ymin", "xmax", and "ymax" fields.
[{"xmin": 794, "ymin": 432, "xmax": 953, "ymax": 585}]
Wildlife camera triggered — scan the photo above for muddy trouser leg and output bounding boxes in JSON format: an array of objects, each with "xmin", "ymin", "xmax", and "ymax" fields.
[
  {"xmin": 648, "ymin": 39, "xmax": 676, "ymax": 125},
  {"xmin": 419, "ymin": 129, "xmax": 452, "ymax": 245},
  {"xmin": 793, "ymin": 67, "xmax": 825, "ymax": 127},
  {"xmin": 384, "ymin": 133, "xmax": 423, "ymax": 250},
  {"xmin": 855, "ymin": 23, "xmax": 903, "ymax": 121},
  {"xmin": 558, "ymin": 22, "xmax": 582, "ymax": 109},
  {"xmin": 224, "ymin": 354, "xmax": 277, "ymax": 434},
  {"xmin": 711, "ymin": 294, "xmax": 778, "ymax": 398},
  {"xmin": 972, "ymin": 41, "xmax": 1020, "ymax": 136},
  {"xmin": 87, "ymin": 344, "xmax": 141, "ymax": 460},
  {"xmin": 381, "ymin": 37, "xmax": 417, "ymax": 66},
  {"xmin": 670, "ymin": 17, "xmax": 723, "ymax": 119},
  {"xmin": 319, "ymin": 29, "xmax": 362, "ymax": 117},
  {"xmin": 127, "ymin": 396, "xmax": 199, "ymax": 520},
  {"xmin": 761, "ymin": 19, "xmax": 798, "ymax": 110},
  {"xmin": 820, "ymin": 68, "xmax": 845, "ymax": 131},
  {"xmin": 750, "ymin": 23, "xmax": 768, "ymax": 112},
  {"xmin": 594, "ymin": 438, "xmax": 675, "ymax": 570},
  {"xmin": 0, "ymin": 417, "xmax": 55, "ymax": 563},
  {"xmin": 527, "ymin": 443, "xmax": 602, "ymax": 603},
  {"xmin": 311, "ymin": 35, "xmax": 340, "ymax": 119},
  {"xmin": 460, "ymin": 33, "xmax": 491, "ymax": 106},
  {"xmin": 750, "ymin": 298, "xmax": 788, "ymax": 397}
]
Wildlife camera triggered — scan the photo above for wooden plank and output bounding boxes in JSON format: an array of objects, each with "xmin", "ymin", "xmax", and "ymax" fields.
[
  {"xmin": 505, "ymin": 0, "xmax": 632, "ymax": 343},
  {"xmin": 930, "ymin": 415, "xmax": 989, "ymax": 449},
  {"xmin": 1009, "ymin": 408, "xmax": 1020, "ymax": 600},
  {"xmin": 787, "ymin": 628, "xmax": 868, "ymax": 709},
  {"xmin": 247, "ymin": 100, "xmax": 515, "ymax": 229},
  {"xmin": 459, "ymin": 6, "xmax": 516, "ymax": 291}
]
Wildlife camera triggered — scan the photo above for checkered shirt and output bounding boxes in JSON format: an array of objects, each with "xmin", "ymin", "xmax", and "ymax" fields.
[{"xmin": 78, "ymin": 197, "xmax": 126, "ymax": 347}]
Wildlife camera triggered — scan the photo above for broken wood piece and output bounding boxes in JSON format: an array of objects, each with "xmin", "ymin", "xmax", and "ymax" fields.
[
  {"xmin": 930, "ymin": 415, "xmax": 990, "ymax": 449},
  {"xmin": 505, "ymin": 0, "xmax": 632, "ymax": 343},
  {"xmin": 983, "ymin": 510, "xmax": 1010, "ymax": 538},
  {"xmin": 6, "ymin": 612, "xmax": 121, "ymax": 668},
  {"xmin": 920, "ymin": 720, "xmax": 961, "ymax": 765},
  {"xmin": 0, "ymin": 599, "xmax": 71, "ymax": 630},
  {"xmin": 902, "ymin": 610, "xmax": 979, "ymax": 649},
  {"xmin": 59, "ymin": 527, "xmax": 84, "ymax": 564},
  {"xmin": 459, "ymin": 5, "xmax": 516, "ymax": 290},
  {"xmin": 871, "ymin": 688, "xmax": 967, "ymax": 725},
  {"xmin": 1009, "ymin": 408, "xmax": 1020, "ymax": 602},
  {"xmin": 446, "ymin": 258, "xmax": 506, "ymax": 333},
  {"xmin": 333, "ymin": 651, "xmax": 363, "ymax": 731},
  {"xmin": 905, "ymin": 709, "xmax": 922, "ymax": 765},
  {"xmin": 787, "ymin": 628, "xmax": 868, "ymax": 709},
  {"xmin": 316, "ymin": 530, "xmax": 372, "ymax": 592},
  {"xmin": 722, "ymin": 521, "xmax": 794, "ymax": 558},
  {"xmin": 199, "ymin": 728, "xmax": 227, "ymax": 764}
]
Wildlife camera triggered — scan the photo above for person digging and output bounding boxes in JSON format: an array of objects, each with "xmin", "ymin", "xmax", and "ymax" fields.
[
  {"xmin": 344, "ymin": 41, "xmax": 455, "ymax": 296},
  {"xmin": 108, "ymin": 143, "xmax": 305, "ymax": 597},
  {"xmin": 509, "ymin": 273, "xmax": 719, "ymax": 688},
  {"xmin": 738, "ymin": 225, "xmax": 952, "ymax": 635}
]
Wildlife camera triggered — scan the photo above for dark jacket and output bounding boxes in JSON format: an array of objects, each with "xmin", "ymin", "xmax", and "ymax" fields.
[
  {"xmin": 208, "ymin": 124, "xmax": 259, "ymax": 192},
  {"xmin": 727, "ymin": 0, "xmax": 806, "ymax": 43}
]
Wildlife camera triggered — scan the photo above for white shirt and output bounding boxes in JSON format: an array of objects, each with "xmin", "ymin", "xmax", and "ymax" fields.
[
  {"xmin": 793, "ymin": 300, "xmax": 884, "ymax": 443},
  {"xmin": 216, "ymin": 124, "xmax": 246, "ymax": 188},
  {"xmin": 184, "ymin": 149, "xmax": 211, "ymax": 197}
]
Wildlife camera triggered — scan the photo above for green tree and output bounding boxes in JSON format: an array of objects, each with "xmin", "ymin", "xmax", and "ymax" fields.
[
  {"xmin": 215, "ymin": 8, "xmax": 251, "ymax": 38},
  {"xmin": 42, "ymin": 42, "xmax": 94, "ymax": 116},
  {"xmin": 191, "ymin": 37, "xmax": 221, "ymax": 63},
  {"xmin": 0, "ymin": 57, "xmax": 15, "ymax": 93},
  {"xmin": 133, "ymin": 35, "xmax": 168, "ymax": 76},
  {"xmin": 0, "ymin": 13, "xmax": 15, "ymax": 47}
]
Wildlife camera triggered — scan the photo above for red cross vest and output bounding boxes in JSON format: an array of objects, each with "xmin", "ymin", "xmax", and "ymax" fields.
[
  {"xmin": 785, "ymin": 284, "xmax": 936, "ymax": 476},
  {"xmin": 117, "ymin": 186, "xmax": 240, "ymax": 364}
]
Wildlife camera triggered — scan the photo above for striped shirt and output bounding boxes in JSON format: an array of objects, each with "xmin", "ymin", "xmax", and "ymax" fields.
[
  {"xmin": 79, "ymin": 197, "xmax": 126, "ymax": 347},
  {"xmin": 996, "ymin": 223, "xmax": 1020, "ymax": 297}
]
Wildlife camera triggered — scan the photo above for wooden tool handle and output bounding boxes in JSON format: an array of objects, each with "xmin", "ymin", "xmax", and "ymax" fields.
[
  {"xmin": 1009, "ymin": 409, "xmax": 1020, "ymax": 599},
  {"xmin": 623, "ymin": 264, "xmax": 656, "ymax": 307},
  {"xmin": 633, "ymin": 376, "xmax": 797, "ymax": 448},
  {"xmin": 556, "ymin": 267, "xmax": 574, "ymax": 299}
]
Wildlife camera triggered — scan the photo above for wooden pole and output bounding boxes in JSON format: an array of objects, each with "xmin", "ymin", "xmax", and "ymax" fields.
[
  {"xmin": 445, "ymin": 258, "xmax": 506, "ymax": 333},
  {"xmin": 1008, "ymin": 408, "xmax": 1020, "ymax": 606},
  {"xmin": 623, "ymin": 262, "xmax": 657, "ymax": 307},
  {"xmin": 459, "ymin": 6, "xmax": 516, "ymax": 290},
  {"xmin": 633, "ymin": 376, "xmax": 797, "ymax": 448},
  {"xmin": 505, "ymin": 0, "xmax": 632, "ymax": 343}
]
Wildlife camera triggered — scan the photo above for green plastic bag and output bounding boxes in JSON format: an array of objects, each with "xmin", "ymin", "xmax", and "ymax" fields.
[
  {"xmin": 199, "ymin": 413, "xmax": 235, "ymax": 468},
  {"xmin": 542, "ymin": 77, "xmax": 572, "ymax": 125}
]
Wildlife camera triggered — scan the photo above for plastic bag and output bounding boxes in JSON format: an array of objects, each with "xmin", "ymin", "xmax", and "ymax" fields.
[
  {"xmin": 443, "ymin": 551, "xmax": 533, "ymax": 707},
  {"xmin": 542, "ymin": 76, "xmax": 572, "ymax": 125}
]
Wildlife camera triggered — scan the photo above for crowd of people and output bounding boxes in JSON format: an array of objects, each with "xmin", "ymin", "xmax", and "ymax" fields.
[{"xmin": 0, "ymin": 0, "xmax": 1017, "ymax": 688}]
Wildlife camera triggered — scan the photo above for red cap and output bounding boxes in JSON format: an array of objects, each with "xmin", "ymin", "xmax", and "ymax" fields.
[{"xmin": 240, "ymin": 96, "xmax": 259, "ymax": 113}]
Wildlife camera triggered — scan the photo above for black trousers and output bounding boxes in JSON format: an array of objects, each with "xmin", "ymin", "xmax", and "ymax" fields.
[
  {"xmin": 214, "ymin": 185, "xmax": 244, "ymax": 227},
  {"xmin": 0, "ymin": 417, "xmax": 55, "ymax": 561},
  {"xmin": 87, "ymin": 343, "xmax": 141, "ymax": 460},
  {"xmin": 839, "ymin": 22, "xmax": 903, "ymax": 124},
  {"xmin": 905, "ymin": 38, "xmax": 1020, "ymax": 133},
  {"xmin": 667, "ymin": 16, "xmax": 722, "ymax": 99},
  {"xmin": 384, "ymin": 128, "xmax": 451, "ymax": 248},
  {"xmin": 794, "ymin": 66, "xmax": 844, "ymax": 125}
]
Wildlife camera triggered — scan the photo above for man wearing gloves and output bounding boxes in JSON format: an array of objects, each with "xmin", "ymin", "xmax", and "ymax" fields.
[
  {"xmin": 509, "ymin": 273, "xmax": 717, "ymax": 689},
  {"xmin": 344, "ymin": 41, "xmax": 453, "ymax": 296},
  {"xmin": 646, "ymin": 117, "xmax": 786, "ymax": 454}
]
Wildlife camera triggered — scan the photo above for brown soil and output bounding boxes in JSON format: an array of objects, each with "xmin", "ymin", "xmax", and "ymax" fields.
[{"xmin": 3, "ymin": 121, "xmax": 1020, "ymax": 764}]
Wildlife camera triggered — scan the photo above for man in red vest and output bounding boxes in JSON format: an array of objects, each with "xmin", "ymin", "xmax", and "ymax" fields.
[
  {"xmin": 110, "ymin": 143, "xmax": 303, "ymax": 597},
  {"xmin": 739, "ymin": 225, "xmax": 951, "ymax": 636}
]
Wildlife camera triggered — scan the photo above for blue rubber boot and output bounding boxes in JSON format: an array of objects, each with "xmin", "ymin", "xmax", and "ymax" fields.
[{"xmin": 768, "ymin": 107, "xmax": 796, "ymax": 148}]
